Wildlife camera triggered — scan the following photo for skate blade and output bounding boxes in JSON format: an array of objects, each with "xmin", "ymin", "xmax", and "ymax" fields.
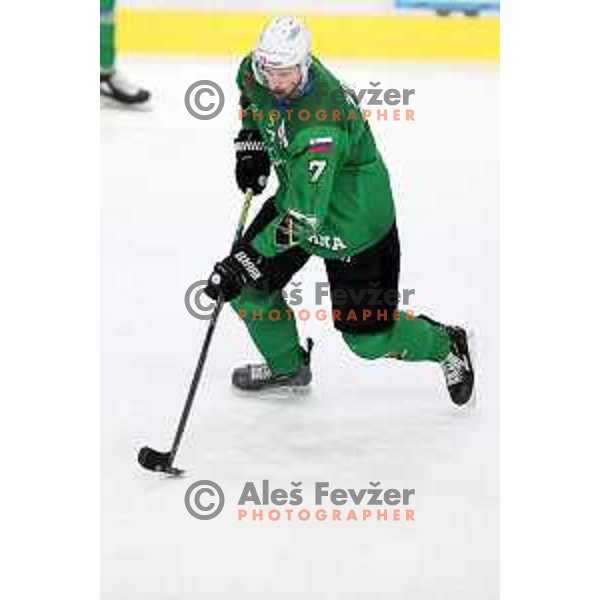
[
  {"xmin": 100, "ymin": 94, "xmax": 153, "ymax": 112},
  {"xmin": 232, "ymin": 383, "xmax": 312, "ymax": 401}
]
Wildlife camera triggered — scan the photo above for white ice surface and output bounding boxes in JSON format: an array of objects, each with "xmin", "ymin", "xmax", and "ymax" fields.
[{"xmin": 101, "ymin": 57, "xmax": 499, "ymax": 599}]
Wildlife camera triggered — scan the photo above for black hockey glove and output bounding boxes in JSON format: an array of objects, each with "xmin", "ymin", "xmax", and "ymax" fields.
[
  {"xmin": 234, "ymin": 129, "xmax": 270, "ymax": 195},
  {"xmin": 205, "ymin": 244, "xmax": 267, "ymax": 302}
]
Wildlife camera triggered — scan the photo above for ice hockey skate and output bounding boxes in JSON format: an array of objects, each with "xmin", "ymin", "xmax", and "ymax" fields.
[
  {"xmin": 232, "ymin": 339, "xmax": 313, "ymax": 392},
  {"xmin": 419, "ymin": 316, "xmax": 475, "ymax": 406},
  {"xmin": 100, "ymin": 71, "xmax": 151, "ymax": 106}
]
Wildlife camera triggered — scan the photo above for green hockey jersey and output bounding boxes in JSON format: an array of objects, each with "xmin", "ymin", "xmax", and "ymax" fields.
[{"xmin": 236, "ymin": 54, "xmax": 396, "ymax": 259}]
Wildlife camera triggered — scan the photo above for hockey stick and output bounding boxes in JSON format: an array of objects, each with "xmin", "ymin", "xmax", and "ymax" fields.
[{"xmin": 137, "ymin": 190, "xmax": 254, "ymax": 476}]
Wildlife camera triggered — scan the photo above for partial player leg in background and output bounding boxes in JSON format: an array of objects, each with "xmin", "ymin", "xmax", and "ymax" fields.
[{"xmin": 100, "ymin": 0, "xmax": 151, "ymax": 105}]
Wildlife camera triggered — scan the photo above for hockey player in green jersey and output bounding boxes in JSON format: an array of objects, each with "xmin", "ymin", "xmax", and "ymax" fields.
[{"xmin": 205, "ymin": 16, "xmax": 475, "ymax": 406}]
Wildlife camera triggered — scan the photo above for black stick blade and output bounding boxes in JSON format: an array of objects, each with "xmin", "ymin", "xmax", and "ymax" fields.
[
  {"xmin": 138, "ymin": 446, "xmax": 170, "ymax": 471},
  {"xmin": 137, "ymin": 446, "xmax": 186, "ymax": 476}
]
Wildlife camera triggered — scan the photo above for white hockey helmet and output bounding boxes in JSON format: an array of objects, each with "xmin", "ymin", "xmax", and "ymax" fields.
[{"xmin": 252, "ymin": 17, "xmax": 312, "ymax": 89}]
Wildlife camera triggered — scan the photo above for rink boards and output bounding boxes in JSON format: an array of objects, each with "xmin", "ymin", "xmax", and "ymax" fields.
[{"xmin": 116, "ymin": 11, "xmax": 500, "ymax": 61}]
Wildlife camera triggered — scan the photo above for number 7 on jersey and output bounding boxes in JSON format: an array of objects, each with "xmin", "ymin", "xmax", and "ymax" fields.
[{"xmin": 308, "ymin": 159, "xmax": 327, "ymax": 183}]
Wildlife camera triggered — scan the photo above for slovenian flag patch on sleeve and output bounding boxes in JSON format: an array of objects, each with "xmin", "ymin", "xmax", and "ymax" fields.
[{"xmin": 308, "ymin": 137, "xmax": 333, "ymax": 153}]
